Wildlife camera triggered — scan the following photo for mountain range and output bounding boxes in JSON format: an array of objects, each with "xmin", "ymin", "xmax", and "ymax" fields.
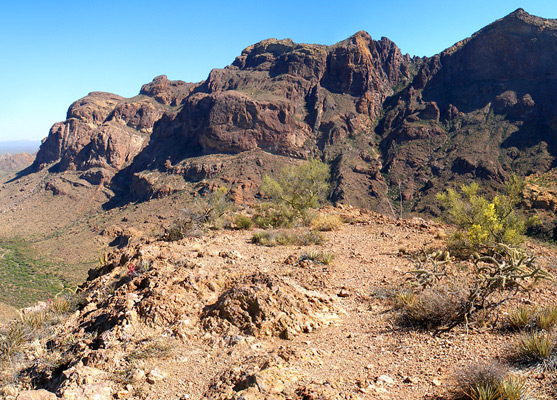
[{"xmin": 2, "ymin": 8, "xmax": 557, "ymax": 276}]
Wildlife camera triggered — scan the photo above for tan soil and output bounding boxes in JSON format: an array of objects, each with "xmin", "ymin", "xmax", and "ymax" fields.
[{"xmin": 4, "ymin": 207, "xmax": 557, "ymax": 399}]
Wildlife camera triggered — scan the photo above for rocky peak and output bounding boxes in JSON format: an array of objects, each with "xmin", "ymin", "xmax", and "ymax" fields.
[
  {"xmin": 33, "ymin": 90, "xmax": 170, "ymax": 173},
  {"xmin": 66, "ymin": 92, "xmax": 123, "ymax": 123},
  {"xmin": 139, "ymin": 75, "xmax": 195, "ymax": 106},
  {"xmin": 232, "ymin": 38, "xmax": 298, "ymax": 69},
  {"xmin": 498, "ymin": 7, "xmax": 556, "ymax": 26},
  {"xmin": 420, "ymin": 8, "xmax": 557, "ymax": 112},
  {"xmin": 321, "ymin": 30, "xmax": 410, "ymax": 99}
]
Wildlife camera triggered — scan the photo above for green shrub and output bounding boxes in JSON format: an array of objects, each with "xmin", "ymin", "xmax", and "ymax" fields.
[
  {"xmin": 260, "ymin": 158, "xmax": 330, "ymax": 226},
  {"xmin": 437, "ymin": 176, "xmax": 537, "ymax": 255},
  {"xmin": 252, "ymin": 203, "xmax": 297, "ymax": 229},
  {"xmin": 235, "ymin": 214, "xmax": 253, "ymax": 230}
]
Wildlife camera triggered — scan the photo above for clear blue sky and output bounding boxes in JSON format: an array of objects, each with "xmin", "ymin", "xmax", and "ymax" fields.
[{"xmin": 1, "ymin": 1, "xmax": 556, "ymax": 143}]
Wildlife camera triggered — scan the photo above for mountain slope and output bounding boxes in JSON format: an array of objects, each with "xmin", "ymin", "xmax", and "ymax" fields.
[
  {"xmin": 26, "ymin": 9, "xmax": 557, "ymax": 220},
  {"xmin": 1, "ymin": 9, "xmax": 557, "ymax": 298},
  {"xmin": 30, "ymin": 31, "xmax": 416, "ymax": 211},
  {"xmin": 378, "ymin": 9, "xmax": 557, "ymax": 216}
]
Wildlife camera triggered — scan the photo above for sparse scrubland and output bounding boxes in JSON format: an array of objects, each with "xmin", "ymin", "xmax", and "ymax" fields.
[
  {"xmin": 3, "ymin": 8, "xmax": 557, "ymax": 399},
  {"xmin": 1, "ymin": 159, "xmax": 557, "ymax": 400}
]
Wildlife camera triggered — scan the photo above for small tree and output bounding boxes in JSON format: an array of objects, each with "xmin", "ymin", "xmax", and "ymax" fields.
[
  {"xmin": 436, "ymin": 176, "xmax": 537, "ymax": 255},
  {"xmin": 259, "ymin": 158, "xmax": 330, "ymax": 225}
]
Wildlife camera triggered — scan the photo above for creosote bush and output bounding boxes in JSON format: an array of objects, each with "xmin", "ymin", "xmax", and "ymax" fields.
[
  {"xmin": 234, "ymin": 214, "xmax": 253, "ymax": 230},
  {"xmin": 437, "ymin": 176, "xmax": 538, "ymax": 255},
  {"xmin": 258, "ymin": 158, "xmax": 330, "ymax": 227},
  {"xmin": 164, "ymin": 187, "xmax": 233, "ymax": 241}
]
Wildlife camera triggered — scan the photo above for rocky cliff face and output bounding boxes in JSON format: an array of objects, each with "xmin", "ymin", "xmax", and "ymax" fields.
[
  {"xmin": 377, "ymin": 8, "xmax": 557, "ymax": 217},
  {"xmin": 30, "ymin": 9, "xmax": 557, "ymax": 221},
  {"xmin": 32, "ymin": 76, "xmax": 194, "ymax": 183}
]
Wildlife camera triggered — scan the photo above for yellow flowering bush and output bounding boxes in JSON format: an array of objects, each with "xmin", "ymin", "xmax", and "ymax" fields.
[{"xmin": 436, "ymin": 176, "xmax": 537, "ymax": 254}]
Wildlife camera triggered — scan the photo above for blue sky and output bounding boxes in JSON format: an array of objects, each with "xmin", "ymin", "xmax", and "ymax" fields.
[{"xmin": 1, "ymin": 1, "xmax": 556, "ymax": 143}]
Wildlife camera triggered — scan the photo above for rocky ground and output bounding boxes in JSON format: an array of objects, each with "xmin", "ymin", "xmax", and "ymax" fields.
[{"xmin": 2, "ymin": 207, "xmax": 557, "ymax": 400}]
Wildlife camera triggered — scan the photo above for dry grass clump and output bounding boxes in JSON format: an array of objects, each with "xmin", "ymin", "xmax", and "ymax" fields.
[
  {"xmin": 536, "ymin": 306, "xmax": 557, "ymax": 331},
  {"xmin": 507, "ymin": 306, "xmax": 538, "ymax": 331},
  {"xmin": 128, "ymin": 339, "xmax": 173, "ymax": 361},
  {"xmin": 163, "ymin": 212, "xmax": 204, "ymax": 241},
  {"xmin": 49, "ymin": 295, "xmax": 74, "ymax": 315},
  {"xmin": 515, "ymin": 331, "xmax": 556, "ymax": 367},
  {"xmin": 454, "ymin": 361, "xmax": 529, "ymax": 400},
  {"xmin": 395, "ymin": 285, "xmax": 467, "ymax": 329},
  {"xmin": 0, "ymin": 293, "xmax": 82, "ymax": 366},
  {"xmin": 310, "ymin": 214, "xmax": 342, "ymax": 231},
  {"xmin": 0, "ymin": 322, "xmax": 30, "ymax": 363},
  {"xmin": 506, "ymin": 305, "xmax": 557, "ymax": 332},
  {"xmin": 251, "ymin": 230, "xmax": 325, "ymax": 247},
  {"xmin": 301, "ymin": 251, "xmax": 335, "ymax": 265}
]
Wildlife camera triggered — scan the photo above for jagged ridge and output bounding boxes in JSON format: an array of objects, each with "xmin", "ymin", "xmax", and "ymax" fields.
[{"xmin": 26, "ymin": 9, "xmax": 557, "ymax": 230}]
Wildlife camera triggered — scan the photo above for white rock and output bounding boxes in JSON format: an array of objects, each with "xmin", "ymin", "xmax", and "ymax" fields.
[{"xmin": 376, "ymin": 375, "xmax": 395, "ymax": 385}]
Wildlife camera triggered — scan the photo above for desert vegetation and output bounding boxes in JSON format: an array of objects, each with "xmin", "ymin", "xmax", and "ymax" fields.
[
  {"xmin": 436, "ymin": 176, "xmax": 538, "ymax": 255},
  {"xmin": 395, "ymin": 177, "xmax": 552, "ymax": 333},
  {"xmin": 0, "ymin": 241, "xmax": 68, "ymax": 309},
  {"xmin": 254, "ymin": 158, "xmax": 330, "ymax": 228}
]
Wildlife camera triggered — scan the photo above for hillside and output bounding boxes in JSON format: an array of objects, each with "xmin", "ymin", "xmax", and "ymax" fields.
[
  {"xmin": 0, "ymin": 153, "xmax": 34, "ymax": 172},
  {"xmin": 1, "ymin": 8, "xmax": 557, "ymax": 310}
]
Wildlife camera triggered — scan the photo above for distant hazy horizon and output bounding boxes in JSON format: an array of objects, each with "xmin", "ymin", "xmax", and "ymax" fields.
[{"xmin": 0, "ymin": 140, "xmax": 41, "ymax": 156}]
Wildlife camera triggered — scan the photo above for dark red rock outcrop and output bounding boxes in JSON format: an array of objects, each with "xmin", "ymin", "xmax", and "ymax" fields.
[
  {"xmin": 33, "ymin": 91, "xmax": 172, "ymax": 174},
  {"xmin": 377, "ymin": 8, "xmax": 557, "ymax": 216},
  {"xmin": 29, "ymin": 9, "xmax": 557, "ymax": 222},
  {"xmin": 139, "ymin": 75, "xmax": 195, "ymax": 106}
]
